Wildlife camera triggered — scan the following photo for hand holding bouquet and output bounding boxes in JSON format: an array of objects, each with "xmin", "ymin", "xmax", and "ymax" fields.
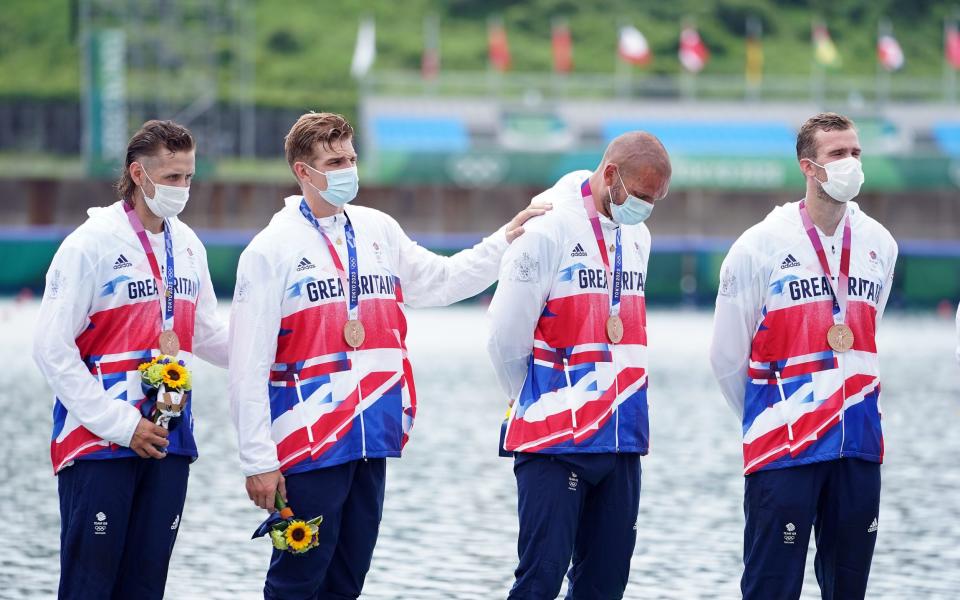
[
  {"xmin": 252, "ymin": 491, "xmax": 323, "ymax": 554},
  {"xmin": 138, "ymin": 355, "xmax": 191, "ymax": 429}
]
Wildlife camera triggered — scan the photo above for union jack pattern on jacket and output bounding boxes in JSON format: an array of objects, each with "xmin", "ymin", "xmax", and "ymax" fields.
[
  {"xmin": 489, "ymin": 171, "xmax": 651, "ymax": 455},
  {"xmin": 711, "ymin": 201, "xmax": 897, "ymax": 475},
  {"xmin": 34, "ymin": 202, "xmax": 228, "ymax": 473},
  {"xmin": 229, "ymin": 197, "xmax": 508, "ymax": 477}
]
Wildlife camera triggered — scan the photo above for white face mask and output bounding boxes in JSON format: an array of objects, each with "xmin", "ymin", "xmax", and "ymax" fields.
[
  {"xmin": 139, "ymin": 165, "xmax": 190, "ymax": 218},
  {"xmin": 808, "ymin": 156, "xmax": 864, "ymax": 203}
]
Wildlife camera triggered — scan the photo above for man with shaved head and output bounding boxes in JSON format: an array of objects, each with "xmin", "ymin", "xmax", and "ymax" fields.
[{"xmin": 488, "ymin": 132, "xmax": 671, "ymax": 598}]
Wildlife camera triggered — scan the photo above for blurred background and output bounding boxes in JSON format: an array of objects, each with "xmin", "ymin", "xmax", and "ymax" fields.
[
  {"xmin": 2, "ymin": 2, "xmax": 960, "ymax": 599},
  {"xmin": 1, "ymin": 0, "xmax": 959, "ymax": 308}
]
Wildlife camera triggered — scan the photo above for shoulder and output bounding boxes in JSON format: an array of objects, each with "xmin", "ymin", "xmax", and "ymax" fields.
[
  {"xmin": 240, "ymin": 215, "xmax": 304, "ymax": 269},
  {"xmin": 851, "ymin": 204, "xmax": 897, "ymax": 255},
  {"xmin": 345, "ymin": 205, "xmax": 403, "ymax": 242},
  {"xmin": 57, "ymin": 210, "xmax": 118, "ymax": 263},
  {"xmin": 727, "ymin": 220, "xmax": 774, "ymax": 258},
  {"xmin": 169, "ymin": 218, "xmax": 207, "ymax": 253},
  {"xmin": 626, "ymin": 222, "xmax": 651, "ymax": 245},
  {"xmin": 521, "ymin": 204, "xmax": 569, "ymax": 239},
  {"xmin": 347, "ymin": 204, "xmax": 395, "ymax": 226},
  {"xmin": 52, "ymin": 227, "xmax": 98, "ymax": 268}
]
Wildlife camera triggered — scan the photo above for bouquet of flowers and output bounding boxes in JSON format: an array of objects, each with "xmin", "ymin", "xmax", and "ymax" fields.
[
  {"xmin": 252, "ymin": 491, "xmax": 323, "ymax": 554},
  {"xmin": 138, "ymin": 355, "xmax": 191, "ymax": 430}
]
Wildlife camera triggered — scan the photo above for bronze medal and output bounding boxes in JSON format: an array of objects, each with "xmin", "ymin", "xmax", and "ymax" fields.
[
  {"xmin": 827, "ymin": 323, "xmax": 854, "ymax": 353},
  {"xmin": 158, "ymin": 330, "xmax": 180, "ymax": 356},
  {"xmin": 606, "ymin": 315, "xmax": 624, "ymax": 344},
  {"xmin": 344, "ymin": 319, "xmax": 365, "ymax": 348}
]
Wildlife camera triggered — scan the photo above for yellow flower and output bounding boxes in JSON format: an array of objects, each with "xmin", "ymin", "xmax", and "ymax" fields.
[
  {"xmin": 161, "ymin": 363, "xmax": 190, "ymax": 390},
  {"xmin": 284, "ymin": 521, "xmax": 313, "ymax": 552},
  {"xmin": 138, "ymin": 357, "xmax": 158, "ymax": 372}
]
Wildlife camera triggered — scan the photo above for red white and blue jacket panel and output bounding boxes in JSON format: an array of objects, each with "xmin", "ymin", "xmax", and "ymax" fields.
[
  {"xmin": 489, "ymin": 171, "xmax": 651, "ymax": 455},
  {"xmin": 229, "ymin": 197, "xmax": 507, "ymax": 477},
  {"xmin": 710, "ymin": 201, "xmax": 897, "ymax": 475}
]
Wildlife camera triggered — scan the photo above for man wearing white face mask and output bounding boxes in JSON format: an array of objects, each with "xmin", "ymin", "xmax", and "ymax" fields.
[
  {"xmin": 486, "ymin": 132, "xmax": 671, "ymax": 599},
  {"xmin": 33, "ymin": 120, "xmax": 228, "ymax": 599},
  {"xmin": 228, "ymin": 112, "xmax": 549, "ymax": 599},
  {"xmin": 710, "ymin": 112, "xmax": 898, "ymax": 599}
]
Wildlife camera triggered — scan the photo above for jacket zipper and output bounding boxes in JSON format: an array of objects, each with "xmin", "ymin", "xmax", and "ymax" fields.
[
  {"xmin": 774, "ymin": 370, "xmax": 794, "ymax": 442},
  {"xmin": 355, "ymin": 359, "xmax": 367, "ymax": 459},
  {"xmin": 613, "ymin": 345, "xmax": 620, "ymax": 452},
  {"xmin": 95, "ymin": 361, "xmax": 104, "ymax": 387},
  {"xmin": 292, "ymin": 374, "xmax": 315, "ymax": 446},
  {"xmin": 838, "ymin": 352, "xmax": 845, "ymax": 457},
  {"xmin": 562, "ymin": 356, "xmax": 578, "ymax": 432}
]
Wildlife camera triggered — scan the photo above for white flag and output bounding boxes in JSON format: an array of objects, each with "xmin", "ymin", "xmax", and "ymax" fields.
[
  {"xmin": 618, "ymin": 25, "xmax": 651, "ymax": 65},
  {"xmin": 351, "ymin": 18, "xmax": 376, "ymax": 79}
]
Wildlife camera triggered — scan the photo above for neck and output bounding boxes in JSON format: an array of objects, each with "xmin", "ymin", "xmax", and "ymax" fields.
[
  {"xmin": 130, "ymin": 195, "xmax": 164, "ymax": 234},
  {"xmin": 803, "ymin": 191, "xmax": 845, "ymax": 236},
  {"xmin": 587, "ymin": 171, "xmax": 612, "ymax": 219},
  {"xmin": 304, "ymin": 190, "xmax": 343, "ymax": 219}
]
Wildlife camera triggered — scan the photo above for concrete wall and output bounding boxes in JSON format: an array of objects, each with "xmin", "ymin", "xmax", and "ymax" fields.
[{"xmin": 1, "ymin": 178, "xmax": 957, "ymax": 245}]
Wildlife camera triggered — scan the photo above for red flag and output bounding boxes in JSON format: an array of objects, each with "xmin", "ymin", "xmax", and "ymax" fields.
[
  {"xmin": 488, "ymin": 19, "xmax": 511, "ymax": 72},
  {"xmin": 422, "ymin": 47, "xmax": 439, "ymax": 80},
  {"xmin": 617, "ymin": 25, "xmax": 652, "ymax": 65},
  {"xmin": 679, "ymin": 26, "xmax": 709, "ymax": 73},
  {"xmin": 877, "ymin": 33, "xmax": 904, "ymax": 71},
  {"xmin": 947, "ymin": 21, "xmax": 960, "ymax": 69},
  {"xmin": 421, "ymin": 15, "xmax": 440, "ymax": 80},
  {"xmin": 552, "ymin": 21, "xmax": 573, "ymax": 73}
]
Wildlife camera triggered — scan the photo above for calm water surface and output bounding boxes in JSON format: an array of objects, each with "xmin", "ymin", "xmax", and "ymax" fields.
[{"xmin": 0, "ymin": 301, "xmax": 957, "ymax": 599}]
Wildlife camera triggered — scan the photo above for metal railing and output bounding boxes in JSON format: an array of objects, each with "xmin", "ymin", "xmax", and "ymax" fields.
[{"xmin": 363, "ymin": 70, "xmax": 958, "ymax": 106}]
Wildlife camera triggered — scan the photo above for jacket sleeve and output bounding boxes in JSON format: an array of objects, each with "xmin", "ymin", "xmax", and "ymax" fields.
[
  {"xmin": 486, "ymin": 229, "xmax": 557, "ymax": 400},
  {"xmin": 228, "ymin": 247, "xmax": 283, "ymax": 476},
  {"xmin": 874, "ymin": 238, "xmax": 898, "ymax": 323},
  {"xmin": 709, "ymin": 241, "xmax": 765, "ymax": 420},
  {"xmin": 32, "ymin": 239, "xmax": 142, "ymax": 447},
  {"xmin": 191, "ymin": 245, "xmax": 229, "ymax": 368},
  {"xmin": 391, "ymin": 215, "xmax": 510, "ymax": 308}
]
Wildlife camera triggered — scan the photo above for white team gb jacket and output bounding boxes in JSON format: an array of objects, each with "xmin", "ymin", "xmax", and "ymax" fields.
[
  {"xmin": 34, "ymin": 201, "xmax": 228, "ymax": 473},
  {"xmin": 229, "ymin": 196, "xmax": 508, "ymax": 477}
]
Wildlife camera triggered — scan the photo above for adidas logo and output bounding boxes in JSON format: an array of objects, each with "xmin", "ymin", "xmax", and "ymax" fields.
[
  {"xmin": 570, "ymin": 243, "xmax": 587, "ymax": 257},
  {"xmin": 296, "ymin": 257, "xmax": 315, "ymax": 271},
  {"xmin": 780, "ymin": 254, "xmax": 800, "ymax": 269},
  {"xmin": 113, "ymin": 254, "xmax": 132, "ymax": 270},
  {"xmin": 867, "ymin": 518, "xmax": 878, "ymax": 533}
]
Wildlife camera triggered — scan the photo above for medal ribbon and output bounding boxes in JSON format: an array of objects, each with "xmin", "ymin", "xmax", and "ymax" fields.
[
  {"xmin": 124, "ymin": 201, "xmax": 175, "ymax": 332},
  {"xmin": 798, "ymin": 200, "xmax": 851, "ymax": 323},
  {"xmin": 299, "ymin": 198, "xmax": 360, "ymax": 321},
  {"xmin": 580, "ymin": 179, "xmax": 623, "ymax": 317}
]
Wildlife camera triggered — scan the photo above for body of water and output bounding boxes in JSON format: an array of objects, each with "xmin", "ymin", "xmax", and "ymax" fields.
[{"xmin": 1, "ymin": 301, "xmax": 957, "ymax": 599}]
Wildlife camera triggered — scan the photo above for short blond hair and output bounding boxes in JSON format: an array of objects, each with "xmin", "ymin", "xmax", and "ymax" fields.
[
  {"xmin": 284, "ymin": 112, "xmax": 354, "ymax": 168},
  {"xmin": 796, "ymin": 112, "xmax": 855, "ymax": 160}
]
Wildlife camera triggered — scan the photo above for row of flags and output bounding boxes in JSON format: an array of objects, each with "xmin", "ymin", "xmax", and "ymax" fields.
[{"xmin": 351, "ymin": 16, "xmax": 960, "ymax": 79}]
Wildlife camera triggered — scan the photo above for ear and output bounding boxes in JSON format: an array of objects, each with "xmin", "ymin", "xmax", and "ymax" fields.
[
  {"xmin": 293, "ymin": 162, "xmax": 310, "ymax": 182},
  {"xmin": 799, "ymin": 158, "xmax": 819, "ymax": 180},
  {"xmin": 129, "ymin": 162, "xmax": 144, "ymax": 186},
  {"xmin": 603, "ymin": 163, "xmax": 618, "ymax": 187}
]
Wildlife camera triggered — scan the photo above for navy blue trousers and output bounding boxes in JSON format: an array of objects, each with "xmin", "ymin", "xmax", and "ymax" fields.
[
  {"xmin": 742, "ymin": 458, "xmax": 881, "ymax": 600},
  {"xmin": 264, "ymin": 458, "xmax": 386, "ymax": 600},
  {"xmin": 57, "ymin": 455, "xmax": 190, "ymax": 600},
  {"xmin": 509, "ymin": 452, "xmax": 641, "ymax": 600}
]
